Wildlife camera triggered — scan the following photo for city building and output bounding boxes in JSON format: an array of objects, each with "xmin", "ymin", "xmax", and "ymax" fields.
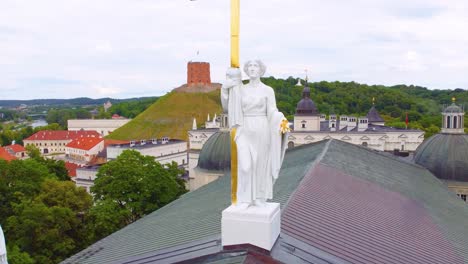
[
  {"xmin": 65, "ymin": 137, "xmax": 105, "ymax": 163},
  {"xmin": 74, "ymin": 165, "xmax": 101, "ymax": 193},
  {"xmin": 0, "ymin": 147, "xmax": 16, "ymax": 161},
  {"xmin": 65, "ymin": 140, "xmax": 468, "ymax": 264},
  {"xmin": 187, "ymin": 87, "xmax": 425, "ymax": 191},
  {"xmin": 106, "ymin": 138, "xmax": 188, "ymax": 168},
  {"xmin": 73, "ymin": 138, "xmax": 189, "ymax": 194},
  {"xmin": 414, "ymin": 99, "xmax": 467, "ymax": 202},
  {"xmin": 289, "ymin": 85, "xmax": 424, "ymax": 151},
  {"xmin": 23, "ymin": 130, "xmax": 101, "ymax": 155},
  {"xmin": 103, "ymin": 100, "xmax": 112, "ymax": 112},
  {"xmin": 2, "ymin": 143, "xmax": 26, "ymax": 159},
  {"xmin": 68, "ymin": 119, "xmax": 131, "ymax": 136}
]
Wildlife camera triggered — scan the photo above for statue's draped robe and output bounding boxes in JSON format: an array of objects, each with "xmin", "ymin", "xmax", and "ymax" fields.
[
  {"xmin": 0, "ymin": 225, "xmax": 7, "ymax": 264},
  {"xmin": 221, "ymin": 82, "xmax": 287, "ymax": 202}
]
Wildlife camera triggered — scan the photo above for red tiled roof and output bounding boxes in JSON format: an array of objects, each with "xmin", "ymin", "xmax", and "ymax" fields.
[
  {"xmin": 24, "ymin": 130, "xmax": 100, "ymax": 141},
  {"xmin": 104, "ymin": 139, "xmax": 129, "ymax": 147},
  {"xmin": 66, "ymin": 137, "xmax": 104, "ymax": 151},
  {"xmin": 5, "ymin": 144, "xmax": 26, "ymax": 153},
  {"xmin": 0, "ymin": 148, "xmax": 16, "ymax": 161},
  {"xmin": 65, "ymin": 162, "xmax": 79, "ymax": 177}
]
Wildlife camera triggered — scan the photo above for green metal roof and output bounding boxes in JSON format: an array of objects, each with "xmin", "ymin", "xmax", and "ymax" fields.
[
  {"xmin": 64, "ymin": 139, "xmax": 468, "ymax": 264},
  {"xmin": 63, "ymin": 141, "xmax": 327, "ymax": 264}
]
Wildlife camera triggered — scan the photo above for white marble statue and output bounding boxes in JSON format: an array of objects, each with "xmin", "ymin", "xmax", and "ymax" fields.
[
  {"xmin": 221, "ymin": 60, "xmax": 288, "ymax": 208},
  {"xmin": 0, "ymin": 225, "xmax": 7, "ymax": 264}
]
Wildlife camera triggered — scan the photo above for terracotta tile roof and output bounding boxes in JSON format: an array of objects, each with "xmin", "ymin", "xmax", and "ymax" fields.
[
  {"xmin": 66, "ymin": 137, "xmax": 104, "ymax": 151},
  {"xmin": 65, "ymin": 162, "xmax": 80, "ymax": 177},
  {"xmin": 104, "ymin": 139, "xmax": 129, "ymax": 147},
  {"xmin": 24, "ymin": 130, "xmax": 100, "ymax": 141},
  {"xmin": 0, "ymin": 147, "xmax": 16, "ymax": 161},
  {"xmin": 4, "ymin": 144, "xmax": 26, "ymax": 153}
]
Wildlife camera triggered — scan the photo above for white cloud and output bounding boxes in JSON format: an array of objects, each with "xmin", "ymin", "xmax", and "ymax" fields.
[{"xmin": 0, "ymin": 0, "xmax": 466, "ymax": 99}]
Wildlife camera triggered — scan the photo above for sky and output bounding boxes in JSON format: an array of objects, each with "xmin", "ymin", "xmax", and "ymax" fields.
[{"xmin": 1, "ymin": 0, "xmax": 467, "ymax": 100}]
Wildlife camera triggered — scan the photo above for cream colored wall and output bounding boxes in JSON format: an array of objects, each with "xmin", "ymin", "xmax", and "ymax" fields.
[
  {"xmin": 65, "ymin": 141, "xmax": 105, "ymax": 162},
  {"xmin": 188, "ymin": 130, "xmax": 218, "ymax": 150},
  {"xmin": 107, "ymin": 142, "xmax": 187, "ymax": 167},
  {"xmin": 75, "ymin": 168, "xmax": 98, "ymax": 193},
  {"xmin": 24, "ymin": 139, "xmax": 70, "ymax": 154},
  {"xmin": 287, "ymin": 131, "xmax": 424, "ymax": 152},
  {"xmin": 293, "ymin": 115, "xmax": 320, "ymax": 132},
  {"xmin": 189, "ymin": 168, "xmax": 223, "ymax": 191},
  {"xmin": 68, "ymin": 119, "xmax": 130, "ymax": 136}
]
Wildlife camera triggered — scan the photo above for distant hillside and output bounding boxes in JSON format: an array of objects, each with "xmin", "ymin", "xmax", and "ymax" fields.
[
  {"xmin": 106, "ymin": 90, "xmax": 222, "ymax": 141},
  {"xmin": 0, "ymin": 97, "xmax": 158, "ymax": 107}
]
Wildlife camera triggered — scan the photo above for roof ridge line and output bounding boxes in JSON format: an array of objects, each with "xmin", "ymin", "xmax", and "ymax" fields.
[
  {"xmin": 334, "ymin": 139, "xmax": 428, "ymax": 170},
  {"xmin": 281, "ymin": 140, "xmax": 331, "ymax": 209}
]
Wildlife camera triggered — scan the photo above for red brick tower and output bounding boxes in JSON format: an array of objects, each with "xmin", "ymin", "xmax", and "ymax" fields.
[{"xmin": 187, "ymin": 62, "xmax": 211, "ymax": 85}]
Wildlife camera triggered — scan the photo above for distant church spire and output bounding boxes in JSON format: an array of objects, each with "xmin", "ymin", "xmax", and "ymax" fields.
[{"xmin": 441, "ymin": 98, "xmax": 465, "ymax": 134}]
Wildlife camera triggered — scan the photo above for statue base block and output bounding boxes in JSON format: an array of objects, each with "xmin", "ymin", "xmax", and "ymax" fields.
[{"xmin": 221, "ymin": 202, "xmax": 280, "ymax": 251}]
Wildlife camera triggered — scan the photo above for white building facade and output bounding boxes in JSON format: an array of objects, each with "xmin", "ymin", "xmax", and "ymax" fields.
[{"xmin": 68, "ymin": 119, "xmax": 131, "ymax": 136}]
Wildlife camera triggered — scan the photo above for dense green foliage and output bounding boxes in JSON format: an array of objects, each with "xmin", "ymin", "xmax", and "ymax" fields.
[
  {"xmin": 107, "ymin": 97, "xmax": 158, "ymax": 118},
  {"xmin": 1, "ymin": 148, "xmax": 187, "ymax": 263},
  {"xmin": 46, "ymin": 109, "xmax": 92, "ymax": 128},
  {"xmin": 262, "ymin": 78, "xmax": 468, "ymax": 138},
  {"xmin": 0, "ymin": 157, "xmax": 88, "ymax": 264},
  {"xmin": 0, "ymin": 97, "xmax": 157, "ymax": 108},
  {"xmin": 89, "ymin": 150, "xmax": 187, "ymax": 239}
]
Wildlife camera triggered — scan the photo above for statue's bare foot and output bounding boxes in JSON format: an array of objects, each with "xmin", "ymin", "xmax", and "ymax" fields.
[
  {"xmin": 254, "ymin": 199, "xmax": 267, "ymax": 207},
  {"xmin": 235, "ymin": 202, "xmax": 250, "ymax": 210}
]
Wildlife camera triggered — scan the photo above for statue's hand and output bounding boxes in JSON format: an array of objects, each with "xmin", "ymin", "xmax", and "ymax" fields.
[
  {"xmin": 280, "ymin": 118, "xmax": 291, "ymax": 134},
  {"xmin": 223, "ymin": 67, "xmax": 242, "ymax": 90},
  {"xmin": 222, "ymin": 79, "xmax": 238, "ymax": 90}
]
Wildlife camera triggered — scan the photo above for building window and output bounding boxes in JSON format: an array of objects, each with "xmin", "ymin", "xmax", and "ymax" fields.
[
  {"xmin": 447, "ymin": 116, "xmax": 451, "ymax": 128},
  {"xmin": 362, "ymin": 142, "xmax": 368, "ymax": 147},
  {"xmin": 331, "ymin": 123, "xmax": 335, "ymax": 128},
  {"xmin": 453, "ymin": 116, "xmax": 457, "ymax": 128},
  {"xmin": 401, "ymin": 145, "xmax": 405, "ymax": 151},
  {"xmin": 302, "ymin": 124, "xmax": 305, "ymax": 128}
]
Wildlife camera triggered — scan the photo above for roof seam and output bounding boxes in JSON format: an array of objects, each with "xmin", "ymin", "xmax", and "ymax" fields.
[{"xmin": 281, "ymin": 140, "xmax": 331, "ymax": 209}]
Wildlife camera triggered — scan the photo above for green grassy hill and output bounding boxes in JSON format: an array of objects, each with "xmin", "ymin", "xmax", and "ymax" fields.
[{"xmin": 107, "ymin": 90, "xmax": 222, "ymax": 141}]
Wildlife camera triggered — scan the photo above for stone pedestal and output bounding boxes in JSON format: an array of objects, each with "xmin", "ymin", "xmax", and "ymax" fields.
[{"xmin": 221, "ymin": 202, "xmax": 281, "ymax": 251}]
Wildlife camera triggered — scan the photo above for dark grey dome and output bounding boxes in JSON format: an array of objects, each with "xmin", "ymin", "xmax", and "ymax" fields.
[
  {"xmin": 414, "ymin": 134, "xmax": 468, "ymax": 182},
  {"xmin": 367, "ymin": 106, "xmax": 384, "ymax": 123},
  {"xmin": 198, "ymin": 130, "xmax": 230, "ymax": 171},
  {"xmin": 296, "ymin": 86, "xmax": 318, "ymax": 115},
  {"xmin": 444, "ymin": 103, "xmax": 463, "ymax": 113}
]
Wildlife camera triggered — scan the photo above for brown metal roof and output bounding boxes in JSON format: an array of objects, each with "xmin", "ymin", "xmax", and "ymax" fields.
[{"xmin": 282, "ymin": 164, "xmax": 462, "ymax": 264}]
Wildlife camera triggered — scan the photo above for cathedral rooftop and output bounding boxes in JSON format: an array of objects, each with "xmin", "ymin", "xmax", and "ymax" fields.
[{"xmin": 65, "ymin": 140, "xmax": 468, "ymax": 264}]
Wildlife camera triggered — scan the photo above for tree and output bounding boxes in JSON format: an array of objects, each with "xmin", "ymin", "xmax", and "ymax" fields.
[
  {"xmin": 5, "ymin": 180, "xmax": 93, "ymax": 264},
  {"xmin": 25, "ymin": 145, "xmax": 69, "ymax": 181},
  {"xmin": 91, "ymin": 150, "xmax": 187, "ymax": 234}
]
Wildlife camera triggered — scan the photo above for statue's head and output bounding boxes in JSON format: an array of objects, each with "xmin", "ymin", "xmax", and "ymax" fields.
[{"xmin": 244, "ymin": 60, "xmax": 266, "ymax": 78}]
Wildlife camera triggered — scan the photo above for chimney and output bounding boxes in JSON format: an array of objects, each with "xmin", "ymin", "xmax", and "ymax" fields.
[
  {"xmin": 329, "ymin": 115, "xmax": 337, "ymax": 132},
  {"xmin": 358, "ymin": 117, "xmax": 369, "ymax": 132},
  {"xmin": 347, "ymin": 116, "xmax": 357, "ymax": 131},
  {"xmin": 339, "ymin": 115, "xmax": 348, "ymax": 131}
]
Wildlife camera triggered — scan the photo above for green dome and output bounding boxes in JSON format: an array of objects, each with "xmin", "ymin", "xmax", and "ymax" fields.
[
  {"xmin": 198, "ymin": 131, "xmax": 231, "ymax": 171},
  {"xmin": 414, "ymin": 134, "xmax": 468, "ymax": 182},
  {"xmin": 443, "ymin": 103, "xmax": 463, "ymax": 113}
]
